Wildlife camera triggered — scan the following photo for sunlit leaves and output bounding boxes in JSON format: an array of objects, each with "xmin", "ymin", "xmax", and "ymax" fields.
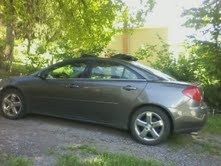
[
  {"xmin": 0, "ymin": 0, "xmax": 156, "ymax": 65},
  {"xmin": 182, "ymin": 0, "xmax": 221, "ymax": 86},
  {"xmin": 182, "ymin": 0, "xmax": 221, "ymax": 44}
]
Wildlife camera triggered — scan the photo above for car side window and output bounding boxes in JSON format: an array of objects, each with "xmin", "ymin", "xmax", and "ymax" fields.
[
  {"xmin": 90, "ymin": 62, "xmax": 142, "ymax": 80},
  {"xmin": 47, "ymin": 63, "xmax": 88, "ymax": 79},
  {"xmin": 122, "ymin": 68, "xmax": 138, "ymax": 79}
]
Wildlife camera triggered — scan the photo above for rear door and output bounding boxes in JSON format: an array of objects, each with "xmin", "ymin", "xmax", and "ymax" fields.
[{"xmin": 72, "ymin": 59, "xmax": 147, "ymax": 127}]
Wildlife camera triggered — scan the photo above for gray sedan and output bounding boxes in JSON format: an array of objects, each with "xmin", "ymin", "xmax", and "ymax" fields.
[{"xmin": 0, "ymin": 55, "xmax": 208, "ymax": 145}]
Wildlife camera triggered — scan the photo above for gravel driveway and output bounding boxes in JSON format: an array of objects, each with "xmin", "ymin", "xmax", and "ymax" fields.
[{"xmin": 0, "ymin": 115, "xmax": 220, "ymax": 166}]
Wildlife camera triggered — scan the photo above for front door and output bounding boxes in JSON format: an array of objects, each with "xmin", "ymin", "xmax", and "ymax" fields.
[{"xmin": 28, "ymin": 60, "xmax": 91, "ymax": 117}]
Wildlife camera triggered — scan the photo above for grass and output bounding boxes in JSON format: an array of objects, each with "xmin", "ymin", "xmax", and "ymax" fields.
[
  {"xmin": 167, "ymin": 115, "xmax": 221, "ymax": 156},
  {"xmin": 168, "ymin": 134, "xmax": 221, "ymax": 156},
  {"xmin": 55, "ymin": 144, "xmax": 163, "ymax": 166},
  {"xmin": 56, "ymin": 153, "xmax": 162, "ymax": 166},
  {"xmin": 202, "ymin": 115, "xmax": 221, "ymax": 135},
  {"xmin": 67, "ymin": 144, "xmax": 99, "ymax": 155},
  {"xmin": 167, "ymin": 134, "xmax": 193, "ymax": 149},
  {"xmin": 0, "ymin": 155, "xmax": 33, "ymax": 166},
  {"xmin": 168, "ymin": 135, "xmax": 221, "ymax": 156},
  {"xmin": 195, "ymin": 141, "xmax": 221, "ymax": 156}
]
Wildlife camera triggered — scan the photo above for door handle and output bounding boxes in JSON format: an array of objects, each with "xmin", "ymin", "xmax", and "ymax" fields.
[
  {"xmin": 66, "ymin": 84, "xmax": 79, "ymax": 88},
  {"xmin": 122, "ymin": 85, "xmax": 137, "ymax": 91}
]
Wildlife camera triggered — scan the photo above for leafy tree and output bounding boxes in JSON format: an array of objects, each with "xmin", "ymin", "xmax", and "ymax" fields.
[
  {"xmin": 135, "ymin": 40, "xmax": 221, "ymax": 110},
  {"xmin": 134, "ymin": 0, "xmax": 221, "ymax": 110},
  {"xmin": 182, "ymin": 0, "xmax": 220, "ymax": 46},
  {"xmin": 182, "ymin": 0, "xmax": 221, "ymax": 84},
  {"xmin": 182, "ymin": 0, "xmax": 221, "ymax": 110},
  {"xmin": 0, "ymin": 0, "xmax": 47, "ymax": 70},
  {"xmin": 0, "ymin": 0, "xmax": 156, "ymax": 70},
  {"xmin": 135, "ymin": 39, "xmax": 197, "ymax": 82}
]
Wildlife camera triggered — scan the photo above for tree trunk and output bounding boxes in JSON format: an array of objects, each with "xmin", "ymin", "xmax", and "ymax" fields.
[
  {"xmin": 27, "ymin": 37, "xmax": 31, "ymax": 55},
  {"xmin": 0, "ymin": 13, "xmax": 4, "ymax": 66},
  {"xmin": 4, "ymin": 22, "xmax": 15, "ymax": 71},
  {"xmin": 3, "ymin": 0, "xmax": 15, "ymax": 72}
]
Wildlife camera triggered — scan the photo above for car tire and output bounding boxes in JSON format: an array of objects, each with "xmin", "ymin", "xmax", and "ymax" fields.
[
  {"xmin": 130, "ymin": 106, "xmax": 171, "ymax": 145},
  {"xmin": 0, "ymin": 89, "xmax": 26, "ymax": 120}
]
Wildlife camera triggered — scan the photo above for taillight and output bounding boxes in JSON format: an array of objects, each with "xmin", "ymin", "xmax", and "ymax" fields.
[{"xmin": 182, "ymin": 86, "xmax": 203, "ymax": 103}]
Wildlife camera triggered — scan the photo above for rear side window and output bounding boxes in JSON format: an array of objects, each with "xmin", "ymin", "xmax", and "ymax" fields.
[
  {"xmin": 122, "ymin": 68, "xmax": 139, "ymax": 79},
  {"xmin": 131, "ymin": 61, "xmax": 176, "ymax": 81},
  {"xmin": 90, "ymin": 61, "xmax": 143, "ymax": 80}
]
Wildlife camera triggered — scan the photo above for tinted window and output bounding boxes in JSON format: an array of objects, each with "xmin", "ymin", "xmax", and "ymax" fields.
[
  {"xmin": 47, "ymin": 63, "xmax": 88, "ymax": 79},
  {"xmin": 122, "ymin": 68, "xmax": 139, "ymax": 79},
  {"xmin": 90, "ymin": 62, "xmax": 142, "ymax": 80}
]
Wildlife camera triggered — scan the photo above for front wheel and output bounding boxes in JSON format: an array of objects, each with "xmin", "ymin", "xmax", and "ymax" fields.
[
  {"xmin": 130, "ymin": 106, "xmax": 171, "ymax": 145},
  {"xmin": 0, "ymin": 89, "xmax": 26, "ymax": 119}
]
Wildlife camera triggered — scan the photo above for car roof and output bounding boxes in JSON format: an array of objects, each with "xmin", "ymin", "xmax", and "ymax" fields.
[{"xmin": 59, "ymin": 57, "xmax": 132, "ymax": 66}]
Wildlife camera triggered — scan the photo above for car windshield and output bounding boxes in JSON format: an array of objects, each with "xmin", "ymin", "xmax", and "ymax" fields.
[{"xmin": 131, "ymin": 61, "xmax": 176, "ymax": 81}]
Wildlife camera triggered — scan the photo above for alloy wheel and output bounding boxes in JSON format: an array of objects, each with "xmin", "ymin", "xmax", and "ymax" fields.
[
  {"xmin": 2, "ymin": 93, "xmax": 22, "ymax": 117},
  {"xmin": 134, "ymin": 111, "xmax": 164, "ymax": 141}
]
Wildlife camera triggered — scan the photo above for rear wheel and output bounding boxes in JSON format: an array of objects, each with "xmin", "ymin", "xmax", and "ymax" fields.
[
  {"xmin": 130, "ymin": 106, "xmax": 171, "ymax": 145},
  {"xmin": 0, "ymin": 89, "xmax": 26, "ymax": 119}
]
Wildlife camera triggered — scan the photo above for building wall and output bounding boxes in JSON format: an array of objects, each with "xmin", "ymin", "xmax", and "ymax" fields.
[{"xmin": 107, "ymin": 27, "xmax": 168, "ymax": 54}]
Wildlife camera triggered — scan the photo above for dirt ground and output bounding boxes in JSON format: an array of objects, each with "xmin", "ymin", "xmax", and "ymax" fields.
[{"xmin": 0, "ymin": 115, "xmax": 221, "ymax": 166}]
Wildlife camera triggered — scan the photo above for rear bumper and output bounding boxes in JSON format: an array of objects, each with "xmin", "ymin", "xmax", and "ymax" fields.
[{"xmin": 169, "ymin": 102, "xmax": 208, "ymax": 133}]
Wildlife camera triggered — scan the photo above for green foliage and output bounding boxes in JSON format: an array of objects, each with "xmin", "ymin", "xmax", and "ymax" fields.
[
  {"xmin": 0, "ymin": 61, "xmax": 38, "ymax": 78},
  {"xmin": 134, "ymin": 0, "xmax": 221, "ymax": 110},
  {"xmin": 135, "ymin": 39, "xmax": 221, "ymax": 110},
  {"xmin": 0, "ymin": 0, "xmax": 156, "ymax": 69},
  {"xmin": 45, "ymin": 0, "xmax": 118, "ymax": 55},
  {"xmin": 181, "ymin": 0, "xmax": 221, "ymax": 110},
  {"xmin": 6, "ymin": 157, "xmax": 33, "ymax": 166},
  {"xmin": 68, "ymin": 144, "xmax": 99, "ymax": 155},
  {"xmin": 56, "ymin": 155, "xmax": 81, "ymax": 166},
  {"xmin": 181, "ymin": 0, "xmax": 221, "ymax": 84},
  {"xmin": 26, "ymin": 53, "xmax": 49, "ymax": 69},
  {"xmin": 204, "ymin": 84, "xmax": 221, "ymax": 111},
  {"xmin": 168, "ymin": 132, "xmax": 221, "ymax": 156},
  {"xmin": 0, "ymin": 155, "xmax": 33, "ymax": 166},
  {"xmin": 0, "ymin": 38, "xmax": 5, "ymax": 65},
  {"xmin": 116, "ymin": 0, "xmax": 155, "ymax": 29},
  {"xmin": 202, "ymin": 115, "xmax": 221, "ymax": 135},
  {"xmin": 182, "ymin": 0, "xmax": 221, "ymax": 44},
  {"xmin": 58, "ymin": 144, "xmax": 163, "ymax": 166},
  {"xmin": 135, "ymin": 44, "xmax": 157, "ymax": 61},
  {"xmin": 187, "ymin": 42, "xmax": 221, "ymax": 85},
  {"xmin": 56, "ymin": 153, "xmax": 162, "ymax": 166},
  {"xmin": 134, "ymin": 39, "xmax": 196, "ymax": 82}
]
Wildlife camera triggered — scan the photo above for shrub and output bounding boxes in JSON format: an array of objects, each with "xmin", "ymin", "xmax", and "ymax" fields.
[{"xmin": 135, "ymin": 41, "xmax": 221, "ymax": 111}]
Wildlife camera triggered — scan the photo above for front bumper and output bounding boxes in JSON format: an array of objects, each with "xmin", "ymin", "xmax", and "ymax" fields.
[{"xmin": 169, "ymin": 102, "xmax": 208, "ymax": 133}]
